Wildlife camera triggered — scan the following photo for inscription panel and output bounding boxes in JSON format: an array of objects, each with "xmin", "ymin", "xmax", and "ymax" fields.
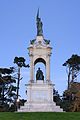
[{"xmin": 31, "ymin": 90, "xmax": 49, "ymax": 102}]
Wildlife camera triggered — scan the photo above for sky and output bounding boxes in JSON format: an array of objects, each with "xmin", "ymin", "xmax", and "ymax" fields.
[{"xmin": 0, "ymin": 0, "xmax": 80, "ymax": 99}]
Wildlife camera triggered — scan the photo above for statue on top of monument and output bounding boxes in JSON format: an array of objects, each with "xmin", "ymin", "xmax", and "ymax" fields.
[
  {"xmin": 36, "ymin": 9, "xmax": 43, "ymax": 36},
  {"xmin": 36, "ymin": 67, "xmax": 44, "ymax": 80}
]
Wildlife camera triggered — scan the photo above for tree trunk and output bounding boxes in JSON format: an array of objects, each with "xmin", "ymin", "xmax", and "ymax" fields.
[{"xmin": 17, "ymin": 67, "xmax": 20, "ymax": 99}]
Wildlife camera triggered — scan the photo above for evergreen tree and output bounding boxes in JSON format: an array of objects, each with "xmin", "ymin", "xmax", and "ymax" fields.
[
  {"xmin": 62, "ymin": 54, "xmax": 80, "ymax": 111},
  {"xmin": 63, "ymin": 54, "xmax": 80, "ymax": 89},
  {"xmin": 0, "ymin": 67, "xmax": 17, "ymax": 111},
  {"xmin": 14, "ymin": 57, "xmax": 29, "ymax": 100}
]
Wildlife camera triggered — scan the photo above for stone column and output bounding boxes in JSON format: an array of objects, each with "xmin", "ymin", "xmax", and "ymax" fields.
[
  {"xmin": 46, "ymin": 54, "xmax": 50, "ymax": 82},
  {"xmin": 30, "ymin": 55, "xmax": 34, "ymax": 82}
]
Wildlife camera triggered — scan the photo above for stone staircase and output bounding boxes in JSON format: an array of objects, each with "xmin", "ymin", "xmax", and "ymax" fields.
[{"xmin": 18, "ymin": 101, "xmax": 63, "ymax": 112}]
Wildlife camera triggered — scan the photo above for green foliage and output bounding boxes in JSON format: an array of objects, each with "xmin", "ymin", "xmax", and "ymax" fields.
[
  {"xmin": 0, "ymin": 67, "xmax": 14, "ymax": 75},
  {"xmin": 14, "ymin": 57, "xmax": 29, "ymax": 67},
  {"xmin": 0, "ymin": 67, "xmax": 17, "ymax": 111},
  {"xmin": 0, "ymin": 112, "xmax": 80, "ymax": 120},
  {"xmin": 63, "ymin": 54, "xmax": 80, "ymax": 76},
  {"xmin": 13, "ymin": 56, "xmax": 29, "ymax": 100},
  {"xmin": 0, "ymin": 57, "xmax": 29, "ymax": 112},
  {"xmin": 62, "ymin": 82, "xmax": 80, "ymax": 112},
  {"xmin": 62, "ymin": 54, "xmax": 80, "ymax": 111},
  {"xmin": 53, "ymin": 89, "xmax": 62, "ymax": 106},
  {"xmin": 63, "ymin": 54, "xmax": 80, "ymax": 89},
  {"xmin": 63, "ymin": 54, "xmax": 80, "ymax": 68}
]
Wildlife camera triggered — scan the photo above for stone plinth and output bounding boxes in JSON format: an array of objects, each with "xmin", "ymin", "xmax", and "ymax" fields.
[{"xmin": 18, "ymin": 80, "xmax": 63, "ymax": 112}]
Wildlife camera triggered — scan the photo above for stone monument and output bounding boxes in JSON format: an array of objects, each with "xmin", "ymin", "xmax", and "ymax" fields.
[{"xmin": 18, "ymin": 10, "xmax": 63, "ymax": 112}]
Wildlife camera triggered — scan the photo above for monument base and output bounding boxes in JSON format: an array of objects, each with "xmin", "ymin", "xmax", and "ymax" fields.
[
  {"xmin": 18, "ymin": 80, "xmax": 63, "ymax": 112},
  {"xmin": 18, "ymin": 101, "xmax": 63, "ymax": 112}
]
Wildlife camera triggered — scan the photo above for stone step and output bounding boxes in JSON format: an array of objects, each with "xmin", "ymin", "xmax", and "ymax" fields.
[{"xmin": 18, "ymin": 102, "xmax": 63, "ymax": 112}]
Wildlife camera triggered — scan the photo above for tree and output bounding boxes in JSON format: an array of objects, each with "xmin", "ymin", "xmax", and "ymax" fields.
[
  {"xmin": 62, "ymin": 54, "xmax": 80, "ymax": 111},
  {"xmin": 14, "ymin": 57, "xmax": 29, "ymax": 100},
  {"xmin": 0, "ymin": 67, "xmax": 17, "ymax": 111},
  {"xmin": 62, "ymin": 82, "xmax": 80, "ymax": 112},
  {"xmin": 53, "ymin": 89, "xmax": 62, "ymax": 106},
  {"xmin": 63, "ymin": 54, "xmax": 80, "ymax": 89}
]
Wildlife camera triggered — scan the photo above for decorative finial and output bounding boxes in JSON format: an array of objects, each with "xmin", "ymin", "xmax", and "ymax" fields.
[{"xmin": 36, "ymin": 9, "xmax": 43, "ymax": 36}]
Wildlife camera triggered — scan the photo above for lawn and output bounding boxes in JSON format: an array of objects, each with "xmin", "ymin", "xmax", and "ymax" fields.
[{"xmin": 0, "ymin": 112, "xmax": 80, "ymax": 120}]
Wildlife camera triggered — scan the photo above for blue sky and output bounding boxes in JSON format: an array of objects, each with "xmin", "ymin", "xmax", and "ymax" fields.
[{"xmin": 0, "ymin": 0, "xmax": 80, "ymax": 98}]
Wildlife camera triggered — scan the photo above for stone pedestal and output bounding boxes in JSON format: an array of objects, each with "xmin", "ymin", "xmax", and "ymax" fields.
[{"xmin": 18, "ymin": 80, "xmax": 63, "ymax": 112}]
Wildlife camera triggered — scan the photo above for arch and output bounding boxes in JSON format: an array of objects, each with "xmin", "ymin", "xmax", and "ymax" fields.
[
  {"xmin": 34, "ymin": 58, "xmax": 46, "ymax": 66},
  {"xmin": 34, "ymin": 58, "xmax": 46, "ymax": 81}
]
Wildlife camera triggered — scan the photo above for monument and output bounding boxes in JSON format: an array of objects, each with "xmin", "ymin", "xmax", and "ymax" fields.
[{"xmin": 18, "ymin": 10, "xmax": 63, "ymax": 112}]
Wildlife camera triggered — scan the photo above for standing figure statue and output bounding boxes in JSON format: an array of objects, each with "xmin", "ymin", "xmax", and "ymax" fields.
[
  {"xmin": 36, "ymin": 67, "xmax": 44, "ymax": 80},
  {"xmin": 36, "ymin": 9, "xmax": 43, "ymax": 36}
]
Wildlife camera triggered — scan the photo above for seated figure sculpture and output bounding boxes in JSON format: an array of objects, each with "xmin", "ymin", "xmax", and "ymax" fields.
[{"xmin": 36, "ymin": 67, "xmax": 44, "ymax": 80}]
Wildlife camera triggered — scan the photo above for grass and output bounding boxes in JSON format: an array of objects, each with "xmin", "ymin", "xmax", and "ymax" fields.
[{"xmin": 0, "ymin": 112, "xmax": 80, "ymax": 120}]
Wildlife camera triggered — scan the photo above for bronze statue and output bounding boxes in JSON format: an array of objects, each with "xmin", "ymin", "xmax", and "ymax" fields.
[
  {"xmin": 36, "ymin": 67, "xmax": 44, "ymax": 80},
  {"xmin": 36, "ymin": 9, "xmax": 43, "ymax": 36}
]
